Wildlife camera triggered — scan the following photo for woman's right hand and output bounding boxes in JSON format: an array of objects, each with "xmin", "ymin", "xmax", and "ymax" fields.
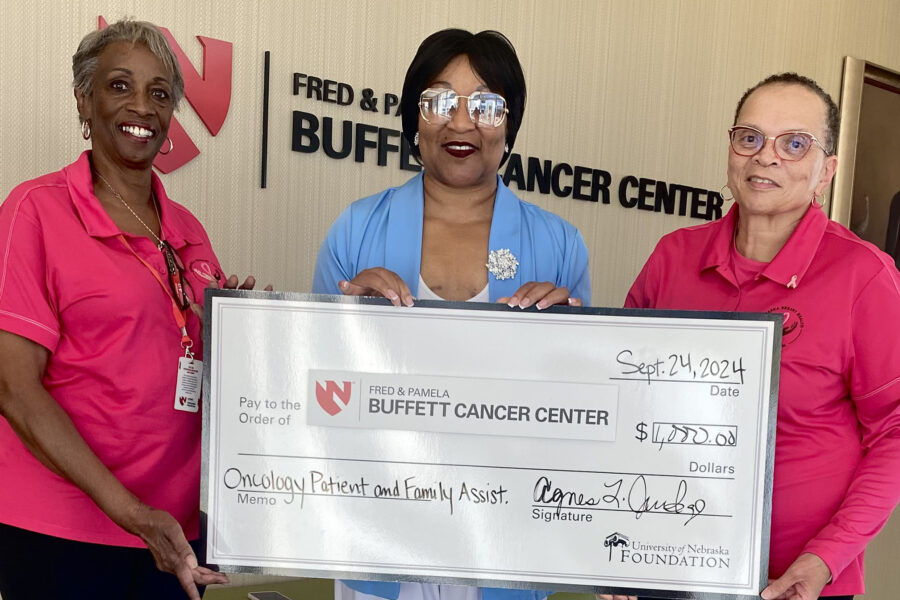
[
  {"xmin": 339, "ymin": 267, "xmax": 414, "ymax": 307},
  {"xmin": 596, "ymin": 595, "xmax": 637, "ymax": 600},
  {"xmin": 128, "ymin": 502, "xmax": 228, "ymax": 599}
]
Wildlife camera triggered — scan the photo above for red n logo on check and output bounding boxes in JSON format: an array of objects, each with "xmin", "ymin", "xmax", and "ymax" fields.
[{"xmin": 316, "ymin": 381, "xmax": 353, "ymax": 416}]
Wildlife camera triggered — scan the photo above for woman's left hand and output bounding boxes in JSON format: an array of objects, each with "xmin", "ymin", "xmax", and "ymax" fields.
[
  {"xmin": 497, "ymin": 281, "xmax": 582, "ymax": 309},
  {"xmin": 760, "ymin": 553, "xmax": 831, "ymax": 600},
  {"xmin": 130, "ymin": 503, "xmax": 229, "ymax": 599},
  {"xmin": 190, "ymin": 275, "xmax": 274, "ymax": 322},
  {"xmin": 221, "ymin": 274, "xmax": 274, "ymax": 292}
]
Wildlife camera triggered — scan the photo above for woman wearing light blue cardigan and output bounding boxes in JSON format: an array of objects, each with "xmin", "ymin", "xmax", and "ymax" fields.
[{"xmin": 311, "ymin": 27, "xmax": 590, "ymax": 600}]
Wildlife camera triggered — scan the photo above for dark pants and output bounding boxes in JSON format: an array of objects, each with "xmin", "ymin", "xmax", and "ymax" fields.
[{"xmin": 0, "ymin": 522, "xmax": 205, "ymax": 600}]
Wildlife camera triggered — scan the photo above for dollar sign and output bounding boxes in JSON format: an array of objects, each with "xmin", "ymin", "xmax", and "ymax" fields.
[{"xmin": 635, "ymin": 421, "xmax": 648, "ymax": 442}]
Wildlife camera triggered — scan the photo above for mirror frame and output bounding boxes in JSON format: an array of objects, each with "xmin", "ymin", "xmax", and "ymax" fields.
[{"xmin": 831, "ymin": 56, "xmax": 900, "ymax": 227}]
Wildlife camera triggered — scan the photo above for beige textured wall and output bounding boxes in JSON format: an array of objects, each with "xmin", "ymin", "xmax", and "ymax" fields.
[
  {"xmin": 2, "ymin": 0, "xmax": 900, "ymax": 596},
  {"xmin": 2, "ymin": 0, "xmax": 899, "ymax": 307}
]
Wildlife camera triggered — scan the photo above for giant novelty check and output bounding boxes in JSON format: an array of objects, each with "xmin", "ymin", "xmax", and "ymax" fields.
[{"xmin": 201, "ymin": 292, "xmax": 780, "ymax": 599}]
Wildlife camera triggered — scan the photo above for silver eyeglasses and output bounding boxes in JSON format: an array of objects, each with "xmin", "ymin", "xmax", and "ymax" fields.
[
  {"xmin": 419, "ymin": 87, "xmax": 509, "ymax": 128},
  {"xmin": 729, "ymin": 126, "xmax": 830, "ymax": 161}
]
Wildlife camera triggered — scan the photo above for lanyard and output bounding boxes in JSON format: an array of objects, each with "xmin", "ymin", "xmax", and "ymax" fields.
[{"xmin": 118, "ymin": 235, "xmax": 194, "ymax": 356}]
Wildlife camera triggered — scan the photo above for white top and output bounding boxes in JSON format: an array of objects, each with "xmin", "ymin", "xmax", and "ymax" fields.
[{"xmin": 417, "ymin": 274, "xmax": 490, "ymax": 303}]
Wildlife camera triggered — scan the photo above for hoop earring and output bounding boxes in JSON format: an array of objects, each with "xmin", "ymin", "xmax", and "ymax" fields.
[
  {"xmin": 719, "ymin": 184, "xmax": 734, "ymax": 201},
  {"xmin": 158, "ymin": 137, "xmax": 174, "ymax": 155},
  {"xmin": 811, "ymin": 192, "xmax": 824, "ymax": 208},
  {"xmin": 81, "ymin": 120, "xmax": 91, "ymax": 140},
  {"xmin": 413, "ymin": 132, "xmax": 419, "ymax": 146}
]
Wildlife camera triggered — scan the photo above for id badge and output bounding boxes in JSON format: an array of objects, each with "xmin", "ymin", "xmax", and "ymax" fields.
[{"xmin": 174, "ymin": 356, "xmax": 202, "ymax": 413}]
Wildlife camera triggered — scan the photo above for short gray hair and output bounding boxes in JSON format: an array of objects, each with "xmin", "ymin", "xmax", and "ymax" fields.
[
  {"xmin": 73, "ymin": 19, "xmax": 184, "ymax": 113},
  {"xmin": 734, "ymin": 72, "xmax": 840, "ymax": 154}
]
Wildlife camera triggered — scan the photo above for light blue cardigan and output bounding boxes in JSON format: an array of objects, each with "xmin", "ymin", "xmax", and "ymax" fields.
[{"xmin": 313, "ymin": 172, "xmax": 590, "ymax": 305}]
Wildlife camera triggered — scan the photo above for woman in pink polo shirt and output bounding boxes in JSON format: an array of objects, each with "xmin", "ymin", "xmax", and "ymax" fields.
[
  {"xmin": 617, "ymin": 74, "xmax": 900, "ymax": 600},
  {"xmin": 0, "ymin": 19, "xmax": 265, "ymax": 600}
]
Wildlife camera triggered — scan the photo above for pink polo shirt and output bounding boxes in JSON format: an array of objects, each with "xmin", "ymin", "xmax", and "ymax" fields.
[
  {"xmin": 0, "ymin": 152, "xmax": 224, "ymax": 547},
  {"xmin": 626, "ymin": 204, "xmax": 900, "ymax": 595}
]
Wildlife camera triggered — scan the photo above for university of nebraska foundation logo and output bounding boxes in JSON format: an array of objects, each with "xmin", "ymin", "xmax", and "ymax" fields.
[
  {"xmin": 604, "ymin": 532, "xmax": 630, "ymax": 561},
  {"xmin": 98, "ymin": 16, "xmax": 233, "ymax": 173},
  {"xmin": 315, "ymin": 380, "xmax": 353, "ymax": 416}
]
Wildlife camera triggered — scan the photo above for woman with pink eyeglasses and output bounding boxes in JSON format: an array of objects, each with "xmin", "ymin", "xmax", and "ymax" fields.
[{"xmin": 619, "ymin": 73, "xmax": 900, "ymax": 600}]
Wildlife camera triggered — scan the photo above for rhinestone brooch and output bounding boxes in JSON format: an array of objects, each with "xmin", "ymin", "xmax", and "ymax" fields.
[{"xmin": 486, "ymin": 248, "xmax": 519, "ymax": 280}]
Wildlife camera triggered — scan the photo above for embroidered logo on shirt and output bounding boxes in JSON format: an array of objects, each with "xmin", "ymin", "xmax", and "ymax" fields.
[
  {"xmin": 190, "ymin": 259, "xmax": 224, "ymax": 285},
  {"xmin": 315, "ymin": 380, "xmax": 353, "ymax": 416},
  {"xmin": 768, "ymin": 306, "xmax": 804, "ymax": 346}
]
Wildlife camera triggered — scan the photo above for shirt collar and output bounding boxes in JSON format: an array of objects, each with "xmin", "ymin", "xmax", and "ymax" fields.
[
  {"xmin": 384, "ymin": 172, "xmax": 426, "ymax": 294},
  {"xmin": 700, "ymin": 202, "xmax": 827, "ymax": 289},
  {"xmin": 64, "ymin": 151, "xmax": 197, "ymax": 249},
  {"xmin": 486, "ymin": 175, "xmax": 524, "ymax": 301},
  {"xmin": 701, "ymin": 203, "xmax": 739, "ymax": 274},
  {"xmin": 762, "ymin": 204, "xmax": 827, "ymax": 288}
]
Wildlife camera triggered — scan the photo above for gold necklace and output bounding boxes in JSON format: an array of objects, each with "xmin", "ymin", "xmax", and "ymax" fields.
[{"xmin": 95, "ymin": 172, "xmax": 164, "ymax": 250}]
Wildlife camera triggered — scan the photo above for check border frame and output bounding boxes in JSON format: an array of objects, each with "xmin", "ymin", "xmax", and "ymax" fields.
[{"xmin": 200, "ymin": 289, "xmax": 781, "ymax": 600}]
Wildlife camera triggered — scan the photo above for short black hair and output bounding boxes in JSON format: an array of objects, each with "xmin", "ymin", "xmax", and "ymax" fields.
[
  {"xmin": 400, "ymin": 29, "xmax": 526, "ymax": 167},
  {"xmin": 733, "ymin": 72, "xmax": 840, "ymax": 154}
]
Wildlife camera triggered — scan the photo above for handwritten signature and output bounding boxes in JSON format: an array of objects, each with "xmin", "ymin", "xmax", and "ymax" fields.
[{"xmin": 533, "ymin": 474, "xmax": 706, "ymax": 525}]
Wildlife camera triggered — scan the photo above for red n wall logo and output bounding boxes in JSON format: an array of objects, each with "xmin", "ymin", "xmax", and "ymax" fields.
[{"xmin": 99, "ymin": 16, "xmax": 233, "ymax": 173}]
